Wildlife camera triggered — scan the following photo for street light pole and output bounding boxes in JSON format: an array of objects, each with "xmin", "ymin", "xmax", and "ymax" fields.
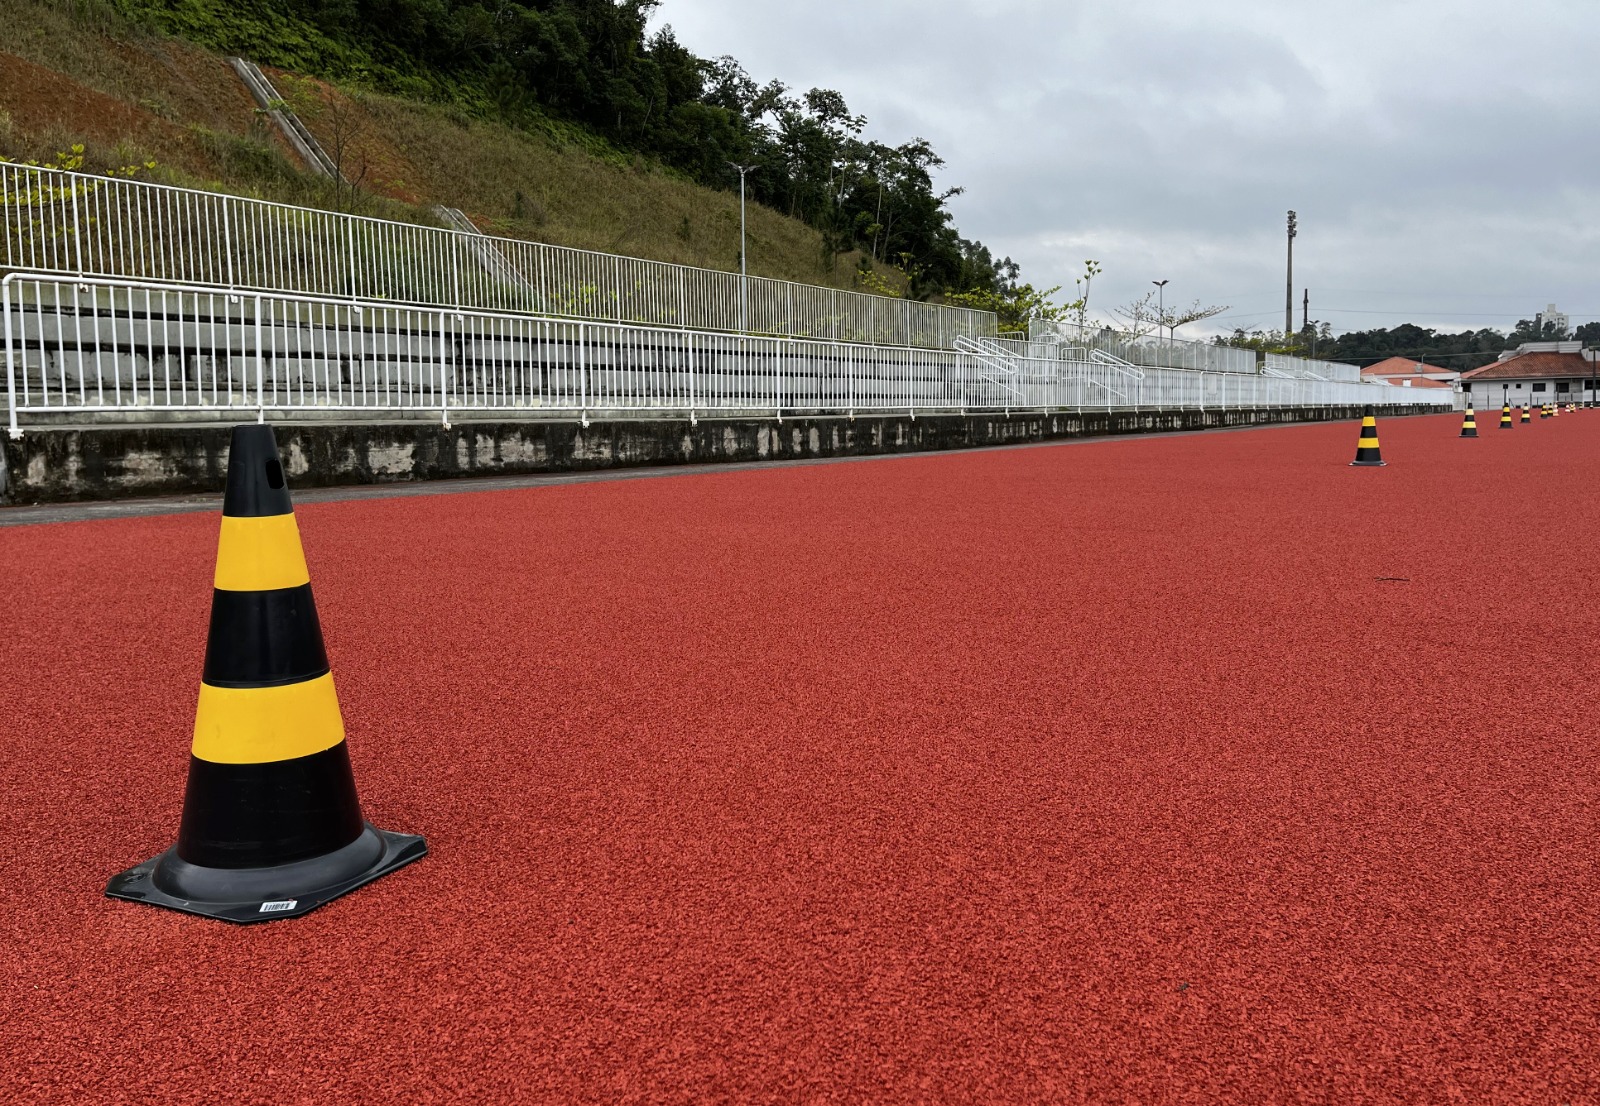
[
  {"xmin": 728, "ymin": 162, "xmax": 757, "ymax": 333},
  {"xmin": 1152, "ymin": 279, "xmax": 1169, "ymax": 342},
  {"xmin": 1285, "ymin": 210, "xmax": 1297, "ymax": 341}
]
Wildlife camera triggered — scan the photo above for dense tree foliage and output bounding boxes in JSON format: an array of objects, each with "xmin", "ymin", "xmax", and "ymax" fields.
[
  {"xmin": 1218, "ymin": 319, "xmax": 1589, "ymax": 370},
  {"xmin": 115, "ymin": 0, "xmax": 1012, "ymax": 301}
]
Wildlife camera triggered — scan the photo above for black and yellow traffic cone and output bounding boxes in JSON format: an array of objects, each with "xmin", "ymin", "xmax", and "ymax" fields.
[
  {"xmin": 1522, "ymin": 404, "xmax": 1531, "ymax": 424},
  {"xmin": 1500, "ymin": 403, "xmax": 1513, "ymax": 429},
  {"xmin": 106, "ymin": 425, "xmax": 425, "ymax": 923},
  {"xmin": 1460, "ymin": 404, "xmax": 1478, "ymax": 438},
  {"xmin": 1542, "ymin": 403, "xmax": 1551, "ymax": 419},
  {"xmin": 1351, "ymin": 406, "xmax": 1385, "ymax": 466}
]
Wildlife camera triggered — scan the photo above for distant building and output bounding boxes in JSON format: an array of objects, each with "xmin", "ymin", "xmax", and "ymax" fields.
[
  {"xmin": 1536, "ymin": 303, "xmax": 1570, "ymax": 335},
  {"xmin": 1459, "ymin": 342, "xmax": 1599, "ymax": 408},
  {"xmin": 1360, "ymin": 357, "xmax": 1458, "ymax": 389}
]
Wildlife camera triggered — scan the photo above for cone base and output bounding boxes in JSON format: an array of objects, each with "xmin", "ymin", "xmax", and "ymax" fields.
[
  {"xmin": 105, "ymin": 823, "xmax": 425, "ymax": 924},
  {"xmin": 1349, "ymin": 460, "xmax": 1387, "ymax": 467}
]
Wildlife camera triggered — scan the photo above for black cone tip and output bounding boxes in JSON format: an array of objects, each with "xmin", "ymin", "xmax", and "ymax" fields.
[
  {"xmin": 1363, "ymin": 405, "xmax": 1375, "ymax": 418},
  {"xmin": 223, "ymin": 424, "xmax": 293, "ymax": 518}
]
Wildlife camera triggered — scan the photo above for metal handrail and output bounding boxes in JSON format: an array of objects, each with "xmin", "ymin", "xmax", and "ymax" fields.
[
  {"xmin": 3, "ymin": 273, "xmax": 1453, "ymax": 438},
  {"xmin": 0, "ymin": 162, "xmax": 997, "ymax": 348}
]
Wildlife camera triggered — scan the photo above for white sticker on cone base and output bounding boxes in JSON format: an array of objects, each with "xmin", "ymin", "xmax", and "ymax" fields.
[{"xmin": 259, "ymin": 900, "xmax": 298, "ymax": 913}]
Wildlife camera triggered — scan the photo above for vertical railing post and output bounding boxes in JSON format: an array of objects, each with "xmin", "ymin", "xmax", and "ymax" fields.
[
  {"xmin": 439, "ymin": 311, "xmax": 452, "ymax": 428},
  {"xmin": 71, "ymin": 171, "xmax": 85, "ymax": 277},
  {"xmin": 686, "ymin": 327, "xmax": 695, "ymax": 424},
  {"xmin": 223, "ymin": 196, "xmax": 235, "ymax": 289},
  {"xmin": 255, "ymin": 294, "xmax": 266, "ymax": 424},
  {"xmin": 4, "ymin": 276, "xmax": 20, "ymax": 439},
  {"xmin": 451, "ymin": 231, "xmax": 463, "ymax": 311},
  {"xmin": 538, "ymin": 244, "xmax": 548, "ymax": 315},
  {"xmin": 347, "ymin": 218, "xmax": 357, "ymax": 300}
]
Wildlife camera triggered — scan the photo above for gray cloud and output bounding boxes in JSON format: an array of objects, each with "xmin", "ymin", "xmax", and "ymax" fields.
[{"xmin": 653, "ymin": 0, "xmax": 1600, "ymax": 336}]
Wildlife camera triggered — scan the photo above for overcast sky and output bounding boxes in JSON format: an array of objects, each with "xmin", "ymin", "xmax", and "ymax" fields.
[{"xmin": 651, "ymin": 0, "xmax": 1600, "ymax": 340}]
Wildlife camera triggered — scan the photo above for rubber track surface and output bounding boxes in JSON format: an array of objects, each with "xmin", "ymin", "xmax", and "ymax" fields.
[{"xmin": 3, "ymin": 413, "xmax": 1596, "ymax": 1102}]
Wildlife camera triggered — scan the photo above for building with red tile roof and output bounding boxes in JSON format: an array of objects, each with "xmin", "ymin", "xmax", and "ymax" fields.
[
  {"xmin": 1360, "ymin": 357, "xmax": 1458, "ymax": 389},
  {"xmin": 1459, "ymin": 344, "xmax": 1600, "ymax": 408}
]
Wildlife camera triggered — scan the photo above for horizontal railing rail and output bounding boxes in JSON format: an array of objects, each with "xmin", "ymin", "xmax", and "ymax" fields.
[
  {"xmin": 0, "ymin": 163, "xmax": 997, "ymax": 348},
  {"xmin": 1264, "ymin": 352, "xmax": 1361, "ymax": 383},
  {"xmin": 1026, "ymin": 321, "xmax": 1260, "ymax": 375},
  {"xmin": 4, "ymin": 275, "xmax": 1452, "ymax": 438}
]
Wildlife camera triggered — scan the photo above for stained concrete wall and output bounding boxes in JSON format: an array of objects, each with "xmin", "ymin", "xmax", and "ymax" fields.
[{"xmin": 0, "ymin": 404, "xmax": 1432, "ymax": 506}]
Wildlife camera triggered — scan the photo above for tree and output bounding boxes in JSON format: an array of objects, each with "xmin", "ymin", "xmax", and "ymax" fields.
[
  {"xmin": 1512, "ymin": 316, "xmax": 1571, "ymax": 342},
  {"xmin": 1159, "ymin": 300, "xmax": 1229, "ymax": 341},
  {"xmin": 119, "ymin": 0, "xmax": 1018, "ymax": 303},
  {"xmin": 944, "ymin": 281, "xmax": 1068, "ymax": 333},
  {"xmin": 1111, "ymin": 290, "xmax": 1158, "ymax": 338}
]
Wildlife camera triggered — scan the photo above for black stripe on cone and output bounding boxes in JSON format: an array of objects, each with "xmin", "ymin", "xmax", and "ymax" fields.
[
  {"xmin": 1500, "ymin": 404, "xmax": 1513, "ymax": 429},
  {"xmin": 1460, "ymin": 405, "xmax": 1478, "ymax": 438},
  {"xmin": 1522, "ymin": 405, "xmax": 1531, "ymax": 423},
  {"xmin": 106, "ymin": 425, "xmax": 425, "ymax": 924},
  {"xmin": 1350, "ymin": 406, "xmax": 1386, "ymax": 466}
]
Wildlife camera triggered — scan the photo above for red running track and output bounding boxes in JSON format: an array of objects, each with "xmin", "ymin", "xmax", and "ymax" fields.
[{"xmin": 3, "ymin": 412, "xmax": 1598, "ymax": 1103}]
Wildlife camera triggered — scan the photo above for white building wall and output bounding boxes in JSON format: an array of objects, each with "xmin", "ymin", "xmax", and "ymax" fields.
[{"xmin": 1462, "ymin": 376, "xmax": 1600, "ymax": 411}]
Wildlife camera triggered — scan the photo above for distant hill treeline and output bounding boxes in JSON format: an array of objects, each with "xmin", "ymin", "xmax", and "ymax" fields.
[
  {"xmin": 1221, "ymin": 317, "xmax": 1600, "ymax": 369},
  {"xmin": 106, "ymin": 0, "xmax": 1014, "ymax": 305}
]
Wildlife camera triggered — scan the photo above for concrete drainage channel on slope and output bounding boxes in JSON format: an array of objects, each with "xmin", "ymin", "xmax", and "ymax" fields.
[
  {"xmin": 0, "ymin": 405, "xmax": 1439, "ymax": 507},
  {"xmin": 227, "ymin": 57, "xmax": 344, "ymax": 181}
]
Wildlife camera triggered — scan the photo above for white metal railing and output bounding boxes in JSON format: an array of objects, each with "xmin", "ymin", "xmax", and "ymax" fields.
[
  {"xmin": 3, "ymin": 275, "xmax": 1452, "ymax": 436},
  {"xmin": 0, "ymin": 163, "xmax": 997, "ymax": 348},
  {"xmin": 952, "ymin": 334, "xmax": 1021, "ymax": 398},
  {"xmin": 1025, "ymin": 320, "xmax": 1260, "ymax": 375},
  {"xmin": 1264, "ymin": 352, "xmax": 1361, "ymax": 383}
]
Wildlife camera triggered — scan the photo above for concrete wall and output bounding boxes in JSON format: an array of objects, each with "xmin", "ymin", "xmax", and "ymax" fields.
[{"xmin": 1, "ymin": 404, "xmax": 1434, "ymax": 506}]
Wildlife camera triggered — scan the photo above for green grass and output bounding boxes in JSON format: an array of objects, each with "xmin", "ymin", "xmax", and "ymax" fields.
[{"xmin": 0, "ymin": 0, "xmax": 899, "ymax": 292}]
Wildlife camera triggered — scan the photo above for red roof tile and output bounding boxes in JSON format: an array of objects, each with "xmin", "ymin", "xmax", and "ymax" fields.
[
  {"xmin": 1460, "ymin": 351, "xmax": 1594, "ymax": 381},
  {"xmin": 1362, "ymin": 356, "xmax": 1456, "ymax": 377},
  {"xmin": 1373, "ymin": 376, "xmax": 1452, "ymax": 388}
]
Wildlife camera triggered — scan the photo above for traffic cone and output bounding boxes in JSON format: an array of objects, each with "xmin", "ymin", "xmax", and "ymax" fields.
[
  {"xmin": 1522, "ymin": 405, "xmax": 1531, "ymax": 424},
  {"xmin": 1351, "ymin": 406, "xmax": 1385, "ymax": 466},
  {"xmin": 106, "ymin": 425, "xmax": 425, "ymax": 923},
  {"xmin": 1542, "ymin": 404, "xmax": 1551, "ymax": 419},
  {"xmin": 1554, "ymin": 403, "xmax": 1562, "ymax": 418},
  {"xmin": 1500, "ymin": 404, "xmax": 1513, "ymax": 429},
  {"xmin": 1460, "ymin": 404, "xmax": 1478, "ymax": 438}
]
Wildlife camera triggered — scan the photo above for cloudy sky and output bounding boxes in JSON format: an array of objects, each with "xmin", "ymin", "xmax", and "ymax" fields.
[{"xmin": 652, "ymin": 0, "xmax": 1600, "ymax": 339}]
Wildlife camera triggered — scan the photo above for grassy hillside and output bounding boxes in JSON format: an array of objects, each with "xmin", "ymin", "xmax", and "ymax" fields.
[{"xmin": 0, "ymin": 0, "xmax": 896, "ymax": 292}]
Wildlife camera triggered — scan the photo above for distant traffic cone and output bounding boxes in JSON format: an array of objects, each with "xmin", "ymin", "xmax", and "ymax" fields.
[
  {"xmin": 1555, "ymin": 403, "xmax": 1563, "ymax": 417},
  {"xmin": 1351, "ymin": 406, "xmax": 1385, "ymax": 466},
  {"xmin": 1460, "ymin": 404, "xmax": 1479, "ymax": 438},
  {"xmin": 1522, "ymin": 405, "xmax": 1531, "ymax": 424},
  {"xmin": 1542, "ymin": 404, "xmax": 1551, "ymax": 419},
  {"xmin": 106, "ymin": 425, "xmax": 425, "ymax": 923},
  {"xmin": 1500, "ymin": 403, "xmax": 1513, "ymax": 429}
]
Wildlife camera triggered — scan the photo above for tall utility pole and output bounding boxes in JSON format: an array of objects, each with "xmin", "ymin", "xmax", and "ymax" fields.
[
  {"xmin": 1285, "ymin": 210, "xmax": 1297, "ymax": 340},
  {"xmin": 1302, "ymin": 288, "xmax": 1309, "ymax": 332},
  {"xmin": 729, "ymin": 162, "xmax": 757, "ymax": 332},
  {"xmin": 1152, "ymin": 279, "xmax": 1169, "ymax": 341}
]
